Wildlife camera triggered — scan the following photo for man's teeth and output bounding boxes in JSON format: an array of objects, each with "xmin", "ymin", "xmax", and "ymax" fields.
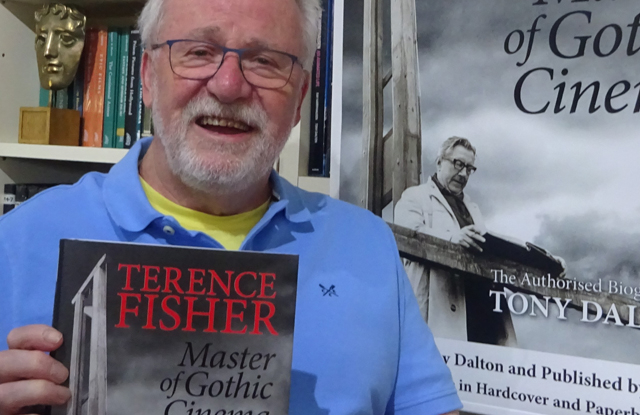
[{"xmin": 199, "ymin": 116, "xmax": 250, "ymax": 131}]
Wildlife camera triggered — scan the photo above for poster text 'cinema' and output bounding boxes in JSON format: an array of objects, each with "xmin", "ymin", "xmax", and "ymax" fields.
[
  {"xmin": 506, "ymin": 0, "xmax": 640, "ymax": 115},
  {"xmin": 114, "ymin": 263, "xmax": 279, "ymax": 336}
]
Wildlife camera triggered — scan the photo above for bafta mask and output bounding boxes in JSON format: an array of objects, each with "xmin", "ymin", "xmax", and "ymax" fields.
[{"xmin": 34, "ymin": 3, "xmax": 86, "ymax": 91}]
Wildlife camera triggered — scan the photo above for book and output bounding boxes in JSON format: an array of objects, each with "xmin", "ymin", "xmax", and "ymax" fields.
[
  {"xmin": 307, "ymin": 0, "xmax": 329, "ymax": 176},
  {"xmin": 82, "ymin": 28, "xmax": 108, "ymax": 147},
  {"xmin": 124, "ymin": 29, "xmax": 142, "ymax": 149},
  {"xmin": 103, "ymin": 29, "xmax": 120, "ymax": 148},
  {"xmin": 115, "ymin": 28, "xmax": 130, "ymax": 149},
  {"xmin": 2, "ymin": 184, "xmax": 16, "ymax": 214},
  {"xmin": 52, "ymin": 239, "xmax": 299, "ymax": 415}
]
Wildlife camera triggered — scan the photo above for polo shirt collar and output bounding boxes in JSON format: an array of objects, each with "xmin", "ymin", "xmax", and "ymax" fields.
[{"xmin": 103, "ymin": 137, "xmax": 312, "ymax": 233}]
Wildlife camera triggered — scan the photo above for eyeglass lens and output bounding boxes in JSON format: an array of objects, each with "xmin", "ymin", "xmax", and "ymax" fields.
[{"xmin": 169, "ymin": 40, "xmax": 294, "ymax": 89}]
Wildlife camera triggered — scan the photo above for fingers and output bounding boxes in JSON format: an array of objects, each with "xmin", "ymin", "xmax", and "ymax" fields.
[
  {"xmin": 0, "ymin": 350, "xmax": 68, "ymax": 384},
  {"xmin": 459, "ymin": 235, "xmax": 483, "ymax": 252},
  {"xmin": 6, "ymin": 326, "xmax": 62, "ymax": 352},
  {"xmin": 0, "ymin": 379, "xmax": 70, "ymax": 415}
]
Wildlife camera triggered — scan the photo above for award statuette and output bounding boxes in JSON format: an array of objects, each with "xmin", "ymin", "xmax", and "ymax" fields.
[{"xmin": 19, "ymin": 3, "xmax": 85, "ymax": 146}]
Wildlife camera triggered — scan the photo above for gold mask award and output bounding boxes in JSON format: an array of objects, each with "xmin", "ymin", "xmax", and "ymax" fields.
[{"xmin": 18, "ymin": 3, "xmax": 86, "ymax": 146}]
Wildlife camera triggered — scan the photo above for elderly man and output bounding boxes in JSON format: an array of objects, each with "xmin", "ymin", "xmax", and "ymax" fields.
[
  {"xmin": 0, "ymin": 0, "xmax": 461, "ymax": 414},
  {"xmin": 394, "ymin": 137, "xmax": 516, "ymax": 346}
]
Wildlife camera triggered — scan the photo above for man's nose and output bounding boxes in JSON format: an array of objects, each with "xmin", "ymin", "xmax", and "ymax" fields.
[
  {"xmin": 205, "ymin": 53, "xmax": 253, "ymax": 103},
  {"xmin": 44, "ymin": 34, "xmax": 59, "ymax": 59}
]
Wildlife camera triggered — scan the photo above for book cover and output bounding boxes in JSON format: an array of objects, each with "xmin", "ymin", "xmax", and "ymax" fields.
[
  {"xmin": 51, "ymin": 239, "xmax": 298, "ymax": 415},
  {"xmin": 115, "ymin": 28, "xmax": 130, "ymax": 149},
  {"xmin": 103, "ymin": 28, "xmax": 120, "ymax": 148},
  {"xmin": 338, "ymin": 1, "xmax": 640, "ymax": 413},
  {"xmin": 124, "ymin": 29, "xmax": 142, "ymax": 149}
]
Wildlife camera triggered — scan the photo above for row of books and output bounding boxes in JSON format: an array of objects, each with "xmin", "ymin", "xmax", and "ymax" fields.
[
  {"xmin": 307, "ymin": 0, "xmax": 334, "ymax": 177},
  {"xmin": 40, "ymin": 27, "xmax": 151, "ymax": 149},
  {"xmin": 2, "ymin": 183, "xmax": 58, "ymax": 214}
]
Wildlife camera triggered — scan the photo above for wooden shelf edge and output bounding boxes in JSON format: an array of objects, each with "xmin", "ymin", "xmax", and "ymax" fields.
[{"xmin": 0, "ymin": 142, "xmax": 127, "ymax": 164}]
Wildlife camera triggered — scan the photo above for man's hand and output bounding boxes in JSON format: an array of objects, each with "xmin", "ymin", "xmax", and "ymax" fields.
[
  {"xmin": 0, "ymin": 325, "xmax": 71, "ymax": 415},
  {"xmin": 450, "ymin": 225, "xmax": 485, "ymax": 252}
]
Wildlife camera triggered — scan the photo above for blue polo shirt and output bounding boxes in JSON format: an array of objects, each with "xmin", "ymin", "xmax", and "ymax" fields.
[{"xmin": 0, "ymin": 138, "xmax": 461, "ymax": 415}]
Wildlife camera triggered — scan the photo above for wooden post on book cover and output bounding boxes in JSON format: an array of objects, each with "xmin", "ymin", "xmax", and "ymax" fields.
[
  {"xmin": 390, "ymin": 0, "xmax": 421, "ymax": 205},
  {"xmin": 18, "ymin": 4, "xmax": 85, "ymax": 147}
]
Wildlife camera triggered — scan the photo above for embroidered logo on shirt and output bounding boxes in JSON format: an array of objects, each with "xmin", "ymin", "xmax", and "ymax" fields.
[{"xmin": 319, "ymin": 284, "xmax": 338, "ymax": 297}]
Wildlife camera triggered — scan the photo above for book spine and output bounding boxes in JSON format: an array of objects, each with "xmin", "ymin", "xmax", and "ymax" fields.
[
  {"xmin": 307, "ymin": 0, "xmax": 328, "ymax": 176},
  {"xmin": 82, "ymin": 28, "xmax": 108, "ymax": 147},
  {"xmin": 39, "ymin": 88, "xmax": 50, "ymax": 107},
  {"xmin": 124, "ymin": 29, "xmax": 141, "ymax": 149},
  {"xmin": 321, "ymin": 0, "xmax": 334, "ymax": 177},
  {"xmin": 103, "ymin": 28, "xmax": 120, "ymax": 148},
  {"xmin": 14, "ymin": 184, "xmax": 28, "ymax": 209},
  {"xmin": 73, "ymin": 53, "xmax": 85, "ymax": 113},
  {"xmin": 2, "ymin": 184, "xmax": 16, "ymax": 214},
  {"xmin": 55, "ymin": 89, "xmax": 68, "ymax": 109},
  {"xmin": 115, "ymin": 29, "xmax": 130, "ymax": 149}
]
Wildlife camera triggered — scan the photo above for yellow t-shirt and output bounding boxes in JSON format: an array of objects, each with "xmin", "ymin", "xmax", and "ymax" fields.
[{"xmin": 140, "ymin": 177, "xmax": 270, "ymax": 250}]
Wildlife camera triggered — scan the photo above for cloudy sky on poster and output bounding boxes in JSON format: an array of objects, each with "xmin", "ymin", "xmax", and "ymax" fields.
[
  {"xmin": 340, "ymin": 0, "xmax": 640, "ymax": 362},
  {"xmin": 341, "ymin": 0, "xmax": 640, "ymax": 285}
]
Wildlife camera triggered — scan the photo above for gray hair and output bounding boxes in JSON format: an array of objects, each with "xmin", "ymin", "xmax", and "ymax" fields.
[
  {"xmin": 138, "ymin": 0, "xmax": 322, "ymax": 70},
  {"xmin": 436, "ymin": 136, "xmax": 476, "ymax": 164}
]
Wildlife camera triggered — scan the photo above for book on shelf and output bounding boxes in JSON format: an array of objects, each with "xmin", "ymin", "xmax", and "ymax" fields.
[
  {"xmin": 2, "ymin": 183, "xmax": 58, "ymax": 214},
  {"xmin": 52, "ymin": 239, "xmax": 299, "ymax": 415},
  {"xmin": 124, "ymin": 29, "xmax": 142, "ymax": 149},
  {"xmin": 82, "ymin": 28, "xmax": 108, "ymax": 148},
  {"xmin": 308, "ymin": 0, "xmax": 333, "ymax": 176},
  {"xmin": 103, "ymin": 28, "xmax": 120, "ymax": 148}
]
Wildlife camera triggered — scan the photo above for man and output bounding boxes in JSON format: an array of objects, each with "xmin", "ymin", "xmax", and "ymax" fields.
[
  {"xmin": 0, "ymin": 0, "xmax": 461, "ymax": 414},
  {"xmin": 394, "ymin": 137, "xmax": 516, "ymax": 346}
]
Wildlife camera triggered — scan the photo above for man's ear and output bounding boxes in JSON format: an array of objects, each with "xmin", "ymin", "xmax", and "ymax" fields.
[
  {"xmin": 293, "ymin": 71, "xmax": 310, "ymax": 125},
  {"xmin": 141, "ymin": 50, "xmax": 154, "ymax": 108}
]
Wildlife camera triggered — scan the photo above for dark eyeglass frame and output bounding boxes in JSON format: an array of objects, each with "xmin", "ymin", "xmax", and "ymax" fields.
[
  {"xmin": 149, "ymin": 39, "xmax": 302, "ymax": 90},
  {"xmin": 444, "ymin": 158, "xmax": 477, "ymax": 174}
]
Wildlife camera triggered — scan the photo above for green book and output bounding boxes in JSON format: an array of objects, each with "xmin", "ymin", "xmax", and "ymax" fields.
[
  {"xmin": 55, "ymin": 89, "xmax": 68, "ymax": 109},
  {"xmin": 115, "ymin": 28, "xmax": 130, "ymax": 149},
  {"xmin": 103, "ymin": 28, "xmax": 120, "ymax": 148},
  {"xmin": 39, "ymin": 88, "xmax": 50, "ymax": 107}
]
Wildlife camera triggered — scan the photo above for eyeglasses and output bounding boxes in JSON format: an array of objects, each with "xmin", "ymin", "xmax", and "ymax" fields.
[
  {"xmin": 149, "ymin": 39, "xmax": 301, "ymax": 90},
  {"xmin": 444, "ymin": 158, "xmax": 477, "ymax": 175}
]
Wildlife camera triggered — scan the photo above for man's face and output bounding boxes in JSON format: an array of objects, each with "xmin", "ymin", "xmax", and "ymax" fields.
[
  {"xmin": 35, "ymin": 14, "xmax": 85, "ymax": 90},
  {"xmin": 142, "ymin": 0, "xmax": 309, "ymax": 193},
  {"xmin": 436, "ymin": 145, "xmax": 476, "ymax": 195}
]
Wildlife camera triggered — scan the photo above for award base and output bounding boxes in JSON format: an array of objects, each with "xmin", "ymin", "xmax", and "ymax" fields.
[{"xmin": 18, "ymin": 107, "xmax": 81, "ymax": 146}]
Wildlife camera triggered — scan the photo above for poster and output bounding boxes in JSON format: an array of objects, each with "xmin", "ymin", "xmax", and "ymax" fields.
[{"xmin": 338, "ymin": 0, "xmax": 640, "ymax": 413}]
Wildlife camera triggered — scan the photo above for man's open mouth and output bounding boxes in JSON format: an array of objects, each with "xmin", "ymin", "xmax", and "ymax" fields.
[{"xmin": 195, "ymin": 116, "xmax": 252, "ymax": 134}]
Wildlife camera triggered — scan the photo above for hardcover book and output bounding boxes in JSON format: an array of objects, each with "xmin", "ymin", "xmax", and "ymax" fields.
[{"xmin": 51, "ymin": 239, "xmax": 299, "ymax": 415}]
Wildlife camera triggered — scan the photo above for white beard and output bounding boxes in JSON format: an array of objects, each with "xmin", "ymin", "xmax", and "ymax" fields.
[{"xmin": 151, "ymin": 82, "xmax": 294, "ymax": 195}]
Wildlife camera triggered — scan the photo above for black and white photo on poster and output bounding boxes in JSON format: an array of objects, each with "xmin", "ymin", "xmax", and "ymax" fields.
[{"xmin": 336, "ymin": 0, "xmax": 640, "ymax": 413}]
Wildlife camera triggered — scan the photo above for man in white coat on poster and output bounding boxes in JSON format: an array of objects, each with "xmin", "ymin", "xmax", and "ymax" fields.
[{"xmin": 394, "ymin": 136, "xmax": 516, "ymax": 346}]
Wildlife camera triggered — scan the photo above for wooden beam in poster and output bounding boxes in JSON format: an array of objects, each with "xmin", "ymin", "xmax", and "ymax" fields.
[
  {"xmin": 362, "ymin": 0, "xmax": 385, "ymax": 214},
  {"xmin": 390, "ymin": 223, "xmax": 639, "ymax": 324},
  {"xmin": 390, "ymin": 0, "xmax": 421, "ymax": 208}
]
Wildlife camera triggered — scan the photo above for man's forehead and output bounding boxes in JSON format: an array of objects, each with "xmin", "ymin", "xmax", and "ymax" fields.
[{"xmin": 449, "ymin": 145, "xmax": 476, "ymax": 161}]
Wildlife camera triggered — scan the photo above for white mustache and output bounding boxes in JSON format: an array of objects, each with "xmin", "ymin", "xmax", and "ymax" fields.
[{"xmin": 182, "ymin": 96, "xmax": 268, "ymax": 130}]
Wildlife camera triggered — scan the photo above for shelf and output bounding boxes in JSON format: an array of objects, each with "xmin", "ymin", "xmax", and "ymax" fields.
[{"xmin": 0, "ymin": 143, "xmax": 127, "ymax": 164}]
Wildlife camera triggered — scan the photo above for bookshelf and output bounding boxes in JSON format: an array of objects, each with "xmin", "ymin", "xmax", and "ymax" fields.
[{"xmin": 0, "ymin": 0, "xmax": 330, "ymax": 205}]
